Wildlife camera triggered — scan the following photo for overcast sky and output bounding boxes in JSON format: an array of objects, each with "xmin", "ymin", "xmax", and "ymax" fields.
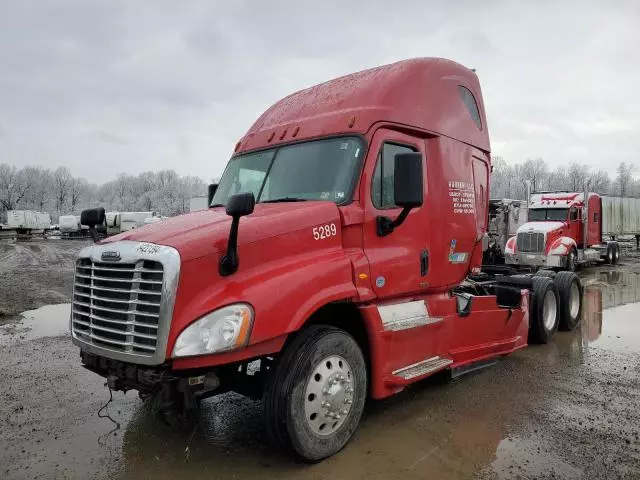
[{"xmin": 1, "ymin": 0, "xmax": 639, "ymax": 183}]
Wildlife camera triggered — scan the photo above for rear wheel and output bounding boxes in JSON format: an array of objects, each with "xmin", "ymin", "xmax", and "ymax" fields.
[
  {"xmin": 263, "ymin": 326, "xmax": 367, "ymax": 462},
  {"xmin": 605, "ymin": 244, "xmax": 615, "ymax": 264},
  {"xmin": 529, "ymin": 277, "xmax": 560, "ymax": 344},
  {"xmin": 535, "ymin": 269, "xmax": 556, "ymax": 278},
  {"xmin": 554, "ymin": 272, "xmax": 582, "ymax": 331},
  {"xmin": 613, "ymin": 244, "xmax": 621, "ymax": 264}
]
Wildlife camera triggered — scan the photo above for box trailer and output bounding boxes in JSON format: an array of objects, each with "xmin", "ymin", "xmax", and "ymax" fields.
[
  {"xmin": 105, "ymin": 212, "xmax": 121, "ymax": 236},
  {"xmin": 601, "ymin": 196, "xmax": 640, "ymax": 238},
  {"xmin": 189, "ymin": 196, "xmax": 209, "ymax": 212},
  {"xmin": 120, "ymin": 211, "xmax": 156, "ymax": 232},
  {"xmin": 6, "ymin": 210, "xmax": 51, "ymax": 234}
]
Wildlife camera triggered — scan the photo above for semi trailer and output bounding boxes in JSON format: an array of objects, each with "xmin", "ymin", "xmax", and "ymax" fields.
[
  {"xmin": 6, "ymin": 210, "xmax": 51, "ymax": 235},
  {"xmin": 73, "ymin": 58, "xmax": 582, "ymax": 462},
  {"xmin": 504, "ymin": 192, "xmax": 640, "ymax": 271}
]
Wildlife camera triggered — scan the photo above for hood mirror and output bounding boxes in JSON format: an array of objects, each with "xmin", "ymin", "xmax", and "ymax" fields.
[
  {"xmin": 80, "ymin": 207, "xmax": 106, "ymax": 243},
  {"xmin": 219, "ymin": 192, "xmax": 255, "ymax": 276}
]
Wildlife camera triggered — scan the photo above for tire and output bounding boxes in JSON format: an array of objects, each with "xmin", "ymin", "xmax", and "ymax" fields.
[
  {"xmin": 565, "ymin": 248, "xmax": 577, "ymax": 272},
  {"xmin": 612, "ymin": 243, "xmax": 620, "ymax": 265},
  {"xmin": 496, "ymin": 274, "xmax": 534, "ymax": 288},
  {"xmin": 554, "ymin": 272, "xmax": 582, "ymax": 331},
  {"xmin": 535, "ymin": 270, "xmax": 556, "ymax": 278},
  {"xmin": 528, "ymin": 277, "xmax": 560, "ymax": 344},
  {"xmin": 605, "ymin": 244, "xmax": 614, "ymax": 264},
  {"xmin": 263, "ymin": 326, "xmax": 367, "ymax": 462}
]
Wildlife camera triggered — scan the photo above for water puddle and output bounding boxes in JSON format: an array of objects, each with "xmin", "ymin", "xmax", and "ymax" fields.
[
  {"xmin": 580, "ymin": 269, "xmax": 640, "ymax": 353},
  {"xmin": 0, "ymin": 303, "xmax": 70, "ymax": 343}
]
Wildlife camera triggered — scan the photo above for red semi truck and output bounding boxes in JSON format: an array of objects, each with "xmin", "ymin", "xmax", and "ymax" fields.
[
  {"xmin": 504, "ymin": 192, "xmax": 640, "ymax": 271},
  {"xmin": 74, "ymin": 58, "xmax": 583, "ymax": 462}
]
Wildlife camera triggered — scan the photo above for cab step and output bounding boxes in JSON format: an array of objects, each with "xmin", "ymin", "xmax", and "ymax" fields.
[
  {"xmin": 450, "ymin": 358, "xmax": 498, "ymax": 379},
  {"xmin": 386, "ymin": 356, "xmax": 453, "ymax": 385}
]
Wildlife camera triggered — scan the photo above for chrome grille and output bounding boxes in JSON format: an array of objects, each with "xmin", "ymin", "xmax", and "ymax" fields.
[
  {"xmin": 72, "ymin": 258, "xmax": 164, "ymax": 356},
  {"xmin": 516, "ymin": 232, "xmax": 545, "ymax": 253}
]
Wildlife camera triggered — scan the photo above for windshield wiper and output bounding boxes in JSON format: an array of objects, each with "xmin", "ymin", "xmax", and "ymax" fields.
[
  {"xmin": 209, "ymin": 203, "xmax": 224, "ymax": 208},
  {"xmin": 261, "ymin": 197, "xmax": 308, "ymax": 203}
]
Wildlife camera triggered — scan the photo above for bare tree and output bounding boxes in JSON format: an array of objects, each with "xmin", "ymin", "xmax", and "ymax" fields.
[
  {"xmin": 613, "ymin": 162, "xmax": 635, "ymax": 197},
  {"xmin": 567, "ymin": 163, "xmax": 589, "ymax": 191},
  {"xmin": 54, "ymin": 166, "xmax": 72, "ymax": 213},
  {"xmin": 0, "ymin": 164, "xmax": 30, "ymax": 210},
  {"xmin": 588, "ymin": 170, "xmax": 611, "ymax": 194}
]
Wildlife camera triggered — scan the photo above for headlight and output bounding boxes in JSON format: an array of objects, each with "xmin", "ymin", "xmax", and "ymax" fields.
[{"xmin": 172, "ymin": 303, "xmax": 253, "ymax": 358}]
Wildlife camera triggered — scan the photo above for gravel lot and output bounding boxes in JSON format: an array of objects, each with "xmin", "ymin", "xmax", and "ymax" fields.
[{"xmin": 1, "ymin": 238, "xmax": 639, "ymax": 480}]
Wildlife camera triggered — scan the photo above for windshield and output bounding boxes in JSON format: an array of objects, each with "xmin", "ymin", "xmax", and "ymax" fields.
[
  {"xmin": 212, "ymin": 137, "xmax": 364, "ymax": 206},
  {"xmin": 528, "ymin": 208, "xmax": 568, "ymax": 222}
]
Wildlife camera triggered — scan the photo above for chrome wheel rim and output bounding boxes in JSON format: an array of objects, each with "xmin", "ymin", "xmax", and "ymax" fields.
[
  {"xmin": 304, "ymin": 355, "xmax": 354, "ymax": 436},
  {"xmin": 543, "ymin": 290, "xmax": 557, "ymax": 331},
  {"xmin": 569, "ymin": 282, "xmax": 580, "ymax": 319}
]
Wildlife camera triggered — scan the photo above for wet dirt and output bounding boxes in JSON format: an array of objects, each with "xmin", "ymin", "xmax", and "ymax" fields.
[
  {"xmin": 0, "ymin": 239, "xmax": 90, "ymax": 321},
  {"xmin": 0, "ymin": 240, "xmax": 639, "ymax": 479}
]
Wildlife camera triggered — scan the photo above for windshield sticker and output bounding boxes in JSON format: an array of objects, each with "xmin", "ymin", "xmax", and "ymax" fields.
[
  {"xmin": 448, "ymin": 180, "xmax": 475, "ymax": 215},
  {"xmin": 335, "ymin": 192, "xmax": 345, "ymax": 200},
  {"xmin": 320, "ymin": 192, "xmax": 331, "ymax": 200},
  {"xmin": 340, "ymin": 142, "xmax": 349, "ymax": 150}
]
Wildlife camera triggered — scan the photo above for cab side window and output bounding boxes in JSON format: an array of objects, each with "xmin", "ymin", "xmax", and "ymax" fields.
[
  {"xmin": 372, "ymin": 143, "xmax": 416, "ymax": 209},
  {"xmin": 570, "ymin": 208, "xmax": 578, "ymax": 221}
]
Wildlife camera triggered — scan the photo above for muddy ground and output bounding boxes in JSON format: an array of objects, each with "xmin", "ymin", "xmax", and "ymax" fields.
[{"xmin": 0, "ymin": 239, "xmax": 639, "ymax": 480}]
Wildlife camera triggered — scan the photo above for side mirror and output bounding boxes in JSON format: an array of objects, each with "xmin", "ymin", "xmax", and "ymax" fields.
[
  {"xmin": 207, "ymin": 183, "xmax": 218, "ymax": 206},
  {"xmin": 226, "ymin": 192, "xmax": 255, "ymax": 217},
  {"xmin": 80, "ymin": 207, "xmax": 106, "ymax": 227},
  {"xmin": 80, "ymin": 207, "xmax": 106, "ymax": 243},
  {"xmin": 393, "ymin": 152, "xmax": 424, "ymax": 208},
  {"xmin": 219, "ymin": 192, "xmax": 255, "ymax": 276},
  {"xmin": 377, "ymin": 152, "xmax": 424, "ymax": 237}
]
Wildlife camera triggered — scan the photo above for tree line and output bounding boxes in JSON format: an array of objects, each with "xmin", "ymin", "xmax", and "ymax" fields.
[
  {"xmin": 1, "ymin": 158, "xmax": 637, "ymax": 224},
  {"xmin": 0, "ymin": 163, "xmax": 207, "ymax": 223},
  {"xmin": 490, "ymin": 159, "xmax": 638, "ymax": 200}
]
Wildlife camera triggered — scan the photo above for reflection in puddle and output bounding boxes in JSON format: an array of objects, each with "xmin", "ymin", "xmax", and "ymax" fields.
[
  {"xmin": 0, "ymin": 303, "xmax": 70, "ymax": 343},
  {"xmin": 580, "ymin": 270, "xmax": 640, "ymax": 352}
]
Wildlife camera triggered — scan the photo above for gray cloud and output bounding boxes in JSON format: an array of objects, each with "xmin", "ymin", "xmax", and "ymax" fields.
[{"xmin": 1, "ymin": 0, "xmax": 638, "ymax": 183}]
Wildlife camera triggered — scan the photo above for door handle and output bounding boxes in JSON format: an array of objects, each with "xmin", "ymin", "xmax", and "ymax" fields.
[{"xmin": 420, "ymin": 249, "xmax": 429, "ymax": 276}]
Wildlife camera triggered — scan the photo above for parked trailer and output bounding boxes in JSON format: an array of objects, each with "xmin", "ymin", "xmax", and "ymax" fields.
[
  {"xmin": 6, "ymin": 210, "xmax": 51, "ymax": 235},
  {"xmin": 189, "ymin": 196, "xmax": 209, "ymax": 212},
  {"xmin": 504, "ymin": 191, "xmax": 640, "ymax": 271},
  {"xmin": 105, "ymin": 212, "xmax": 121, "ymax": 236},
  {"xmin": 75, "ymin": 58, "xmax": 583, "ymax": 462},
  {"xmin": 58, "ymin": 215, "xmax": 89, "ymax": 237},
  {"xmin": 120, "ymin": 211, "xmax": 156, "ymax": 232},
  {"xmin": 601, "ymin": 196, "xmax": 640, "ymax": 242}
]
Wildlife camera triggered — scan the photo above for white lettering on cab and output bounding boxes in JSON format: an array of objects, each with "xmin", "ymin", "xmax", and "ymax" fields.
[{"xmin": 313, "ymin": 223, "xmax": 337, "ymax": 240}]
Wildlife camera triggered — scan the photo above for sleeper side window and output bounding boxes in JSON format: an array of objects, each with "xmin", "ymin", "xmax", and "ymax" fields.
[
  {"xmin": 458, "ymin": 86, "xmax": 482, "ymax": 130},
  {"xmin": 371, "ymin": 143, "xmax": 416, "ymax": 209}
]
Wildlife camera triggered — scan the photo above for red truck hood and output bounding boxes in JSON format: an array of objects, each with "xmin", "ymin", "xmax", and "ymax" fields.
[{"xmin": 100, "ymin": 202, "xmax": 342, "ymax": 261}]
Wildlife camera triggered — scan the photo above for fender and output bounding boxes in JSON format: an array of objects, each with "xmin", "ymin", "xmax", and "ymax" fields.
[
  {"xmin": 504, "ymin": 236, "xmax": 516, "ymax": 254},
  {"xmin": 166, "ymin": 233, "xmax": 358, "ymax": 366},
  {"xmin": 547, "ymin": 236, "xmax": 577, "ymax": 256}
]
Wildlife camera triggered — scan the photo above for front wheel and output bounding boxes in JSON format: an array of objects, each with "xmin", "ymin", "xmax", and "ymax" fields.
[{"xmin": 263, "ymin": 326, "xmax": 367, "ymax": 462}]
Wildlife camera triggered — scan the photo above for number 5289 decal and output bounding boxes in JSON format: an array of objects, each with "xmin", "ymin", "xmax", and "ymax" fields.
[{"xmin": 312, "ymin": 223, "xmax": 337, "ymax": 240}]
